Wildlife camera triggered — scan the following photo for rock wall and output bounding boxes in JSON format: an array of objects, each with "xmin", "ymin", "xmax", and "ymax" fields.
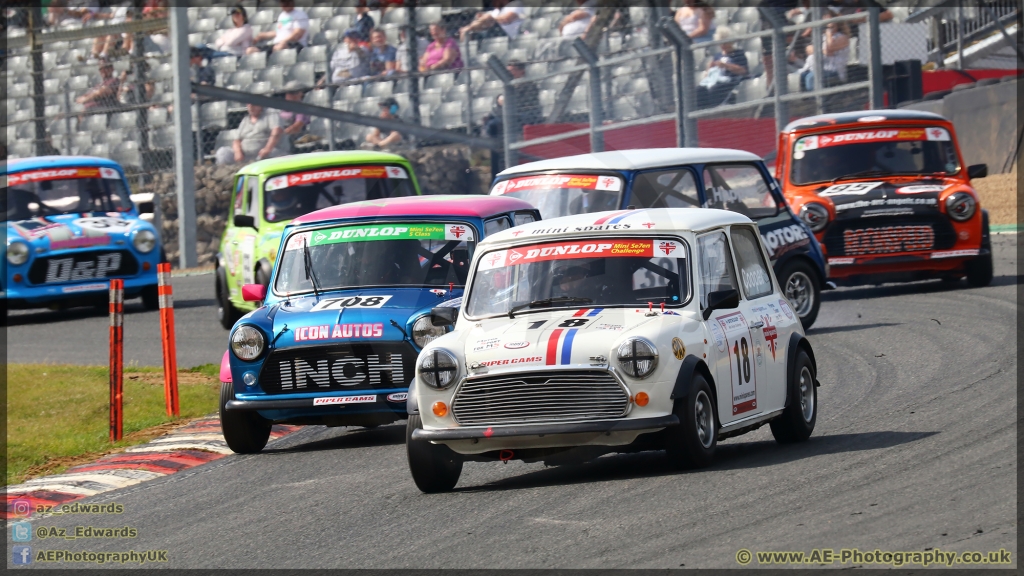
[{"xmin": 138, "ymin": 145, "xmax": 488, "ymax": 267}]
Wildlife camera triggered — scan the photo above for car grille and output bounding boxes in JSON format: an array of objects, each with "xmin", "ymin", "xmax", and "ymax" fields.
[
  {"xmin": 27, "ymin": 250, "xmax": 139, "ymax": 285},
  {"xmin": 258, "ymin": 343, "xmax": 416, "ymax": 395},
  {"xmin": 823, "ymin": 216, "xmax": 956, "ymax": 256},
  {"xmin": 451, "ymin": 369, "xmax": 630, "ymax": 426}
]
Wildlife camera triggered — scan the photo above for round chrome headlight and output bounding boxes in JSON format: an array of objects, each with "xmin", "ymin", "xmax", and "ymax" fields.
[
  {"xmin": 6, "ymin": 242, "xmax": 29, "ymax": 266},
  {"xmin": 133, "ymin": 229, "xmax": 157, "ymax": 253},
  {"xmin": 945, "ymin": 192, "xmax": 976, "ymax": 222},
  {"xmin": 617, "ymin": 337, "xmax": 659, "ymax": 379},
  {"xmin": 412, "ymin": 315, "xmax": 446, "ymax": 349},
  {"xmin": 799, "ymin": 203, "xmax": 830, "ymax": 233},
  {"xmin": 418, "ymin": 349, "xmax": 458, "ymax": 389},
  {"xmin": 230, "ymin": 325, "xmax": 265, "ymax": 361}
]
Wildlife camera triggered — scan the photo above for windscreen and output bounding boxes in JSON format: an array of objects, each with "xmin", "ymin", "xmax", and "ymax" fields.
[
  {"xmin": 274, "ymin": 222, "xmax": 476, "ymax": 295},
  {"xmin": 490, "ymin": 173, "xmax": 623, "ymax": 219},
  {"xmin": 3, "ymin": 166, "xmax": 132, "ymax": 221},
  {"xmin": 263, "ymin": 165, "xmax": 415, "ymax": 222},
  {"xmin": 790, "ymin": 127, "xmax": 961, "ymax": 185},
  {"xmin": 466, "ymin": 237, "xmax": 689, "ymax": 318}
]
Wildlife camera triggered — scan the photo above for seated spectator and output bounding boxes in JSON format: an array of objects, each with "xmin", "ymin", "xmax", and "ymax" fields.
[
  {"xmin": 363, "ymin": 97, "xmax": 404, "ymax": 150},
  {"xmin": 216, "ymin": 103, "xmax": 286, "ymax": 165},
  {"xmin": 328, "ymin": 30, "xmax": 370, "ymax": 83},
  {"xmin": 396, "ymin": 27, "xmax": 429, "ymax": 73},
  {"xmin": 419, "ymin": 24, "xmax": 463, "ymax": 73},
  {"xmin": 367, "ymin": 28, "xmax": 398, "ymax": 76},
  {"xmin": 559, "ymin": 0, "xmax": 596, "ymax": 38},
  {"xmin": 351, "ymin": 1, "xmax": 375, "ymax": 43},
  {"xmin": 695, "ymin": 28, "xmax": 748, "ymax": 109},
  {"xmin": 75, "ymin": 57, "xmax": 120, "ymax": 113},
  {"xmin": 46, "ymin": 0, "xmax": 100, "ymax": 28},
  {"xmin": 277, "ymin": 81, "xmax": 311, "ymax": 150},
  {"xmin": 213, "ymin": 5, "xmax": 254, "ymax": 58},
  {"xmin": 482, "ymin": 60, "xmax": 541, "ymax": 174},
  {"xmin": 190, "ymin": 46, "xmax": 216, "ymax": 87},
  {"xmin": 248, "ymin": 0, "xmax": 308, "ymax": 55},
  {"xmin": 142, "ymin": 0, "xmax": 170, "ymax": 54},
  {"xmin": 90, "ymin": 4, "xmax": 132, "ymax": 60},
  {"xmin": 459, "ymin": 0, "xmax": 526, "ymax": 41},
  {"xmin": 675, "ymin": 0, "xmax": 715, "ymax": 44},
  {"xmin": 800, "ymin": 13, "xmax": 850, "ymax": 91}
]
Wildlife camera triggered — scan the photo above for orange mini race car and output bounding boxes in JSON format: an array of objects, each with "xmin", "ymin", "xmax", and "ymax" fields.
[{"xmin": 775, "ymin": 110, "xmax": 992, "ymax": 287}]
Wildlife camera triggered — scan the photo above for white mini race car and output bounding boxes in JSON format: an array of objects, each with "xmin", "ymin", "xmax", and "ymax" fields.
[{"xmin": 407, "ymin": 208, "xmax": 819, "ymax": 492}]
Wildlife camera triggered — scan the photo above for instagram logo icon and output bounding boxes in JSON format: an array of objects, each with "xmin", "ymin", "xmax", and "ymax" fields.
[{"xmin": 10, "ymin": 497, "xmax": 33, "ymax": 518}]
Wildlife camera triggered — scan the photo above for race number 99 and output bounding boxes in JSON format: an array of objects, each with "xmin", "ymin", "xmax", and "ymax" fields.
[{"xmin": 310, "ymin": 295, "xmax": 392, "ymax": 311}]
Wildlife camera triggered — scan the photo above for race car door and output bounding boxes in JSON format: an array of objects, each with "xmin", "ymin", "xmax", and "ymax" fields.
[{"xmin": 697, "ymin": 230, "xmax": 762, "ymax": 426}]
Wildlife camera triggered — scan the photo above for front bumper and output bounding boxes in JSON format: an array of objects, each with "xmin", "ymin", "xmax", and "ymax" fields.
[
  {"xmin": 826, "ymin": 248, "xmax": 985, "ymax": 279},
  {"xmin": 3, "ymin": 274, "xmax": 158, "ymax": 305},
  {"xmin": 411, "ymin": 414, "xmax": 679, "ymax": 442}
]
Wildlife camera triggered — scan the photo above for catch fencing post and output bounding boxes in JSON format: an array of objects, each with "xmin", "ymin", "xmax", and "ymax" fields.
[
  {"xmin": 760, "ymin": 8, "xmax": 790, "ymax": 138},
  {"xmin": 109, "ymin": 280, "xmax": 124, "ymax": 442},
  {"xmin": 658, "ymin": 17, "xmax": 697, "ymax": 147},
  {"xmin": 867, "ymin": 7, "xmax": 885, "ymax": 108},
  {"xmin": 158, "ymin": 263, "xmax": 180, "ymax": 417},
  {"xmin": 487, "ymin": 55, "xmax": 518, "ymax": 168},
  {"xmin": 573, "ymin": 38, "xmax": 604, "ymax": 154}
]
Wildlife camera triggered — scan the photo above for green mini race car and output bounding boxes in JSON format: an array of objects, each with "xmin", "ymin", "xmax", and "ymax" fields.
[{"xmin": 216, "ymin": 151, "xmax": 421, "ymax": 329}]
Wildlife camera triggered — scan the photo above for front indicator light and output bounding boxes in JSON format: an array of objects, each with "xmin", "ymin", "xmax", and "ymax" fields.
[
  {"xmin": 432, "ymin": 402, "xmax": 448, "ymax": 417},
  {"xmin": 634, "ymin": 392, "xmax": 649, "ymax": 407}
]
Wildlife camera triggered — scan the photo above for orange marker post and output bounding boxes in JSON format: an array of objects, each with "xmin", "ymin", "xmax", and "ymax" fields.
[
  {"xmin": 158, "ymin": 263, "xmax": 180, "ymax": 417},
  {"xmin": 109, "ymin": 279, "xmax": 124, "ymax": 442}
]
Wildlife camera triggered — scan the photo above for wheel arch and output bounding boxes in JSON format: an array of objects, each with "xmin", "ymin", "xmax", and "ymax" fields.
[
  {"xmin": 785, "ymin": 332, "xmax": 819, "ymax": 406},
  {"xmin": 670, "ymin": 355, "xmax": 720, "ymax": 425},
  {"xmin": 256, "ymin": 257, "xmax": 274, "ymax": 285},
  {"xmin": 775, "ymin": 252, "xmax": 826, "ymax": 286}
]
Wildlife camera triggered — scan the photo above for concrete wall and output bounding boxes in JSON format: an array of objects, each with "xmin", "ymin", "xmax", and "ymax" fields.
[{"xmin": 903, "ymin": 78, "xmax": 1019, "ymax": 174}]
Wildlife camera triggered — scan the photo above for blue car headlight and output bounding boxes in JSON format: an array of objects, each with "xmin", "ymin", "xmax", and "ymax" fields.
[
  {"xmin": 6, "ymin": 242, "xmax": 29, "ymax": 266},
  {"xmin": 133, "ymin": 229, "xmax": 157, "ymax": 253},
  {"xmin": 231, "ymin": 325, "xmax": 265, "ymax": 361}
]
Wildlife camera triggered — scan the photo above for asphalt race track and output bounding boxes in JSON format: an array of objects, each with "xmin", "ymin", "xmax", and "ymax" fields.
[{"xmin": 7, "ymin": 236, "xmax": 1018, "ymax": 569}]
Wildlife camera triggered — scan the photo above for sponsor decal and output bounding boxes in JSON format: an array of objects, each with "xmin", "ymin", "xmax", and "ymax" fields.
[
  {"xmin": 495, "ymin": 174, "xmax": 623, "ymax": 194},
  {"xmin": 278, "ymin": 354, "xmax": 403, "ymax": 391},
  {"xmin": 857, "ymin": 115, "xmax": 888, "ymax": 122},
  {"xmin": 287, "ymin": 223, "xmax": 473, "ymax": 251},
  {"xmin": 50, "ymin": 236, "xmax": 111, "ymax": 250},
  {"xmin": 478, "ymin": 239, "xmax": 682, "ymax": 270},
  {"xmin": 99, "ymin": 167, "xmax": 121, "ymax": 179},
  {"xmin": 819, "ymin": 182, "xmax": 884, "ymax": 197},
  {"xmin": 925, "ymin": 127, "xmax": 950, "ymax": 141},
  {"xmin": 930, "ymin": 249, "xmax": 980, "ymax": 259},
  {"xmin": 6, "ymin": 167, "xmax": 102, "ymax": 186},
  {"xmin": 73, "ymin": 217, "xmax": 133, "ymax": 234},
  {"xmin": 386, "ymin": 392, "xmax": 408, "ymax": 402},
  {"xmin": 594, "ymin": 323, "xmax": 624, "ymax": 331},
  {"xmin": 503, "ymin": 341, "xmax": 530, "ymax": 349},
  {"xmin": 478, "ymin": 356, "xmax": 543, "ymax": 367},
  {"xmin": 843, "ymin": 225, "xmax": 934, "ymax": 256},
  {"xmin": 761, "ymin": 224, "xmax": 810, "ymax": 259},
  {"xmin": 61, "ymin": 282, "xmax": 109, "ymax": 293},
  {"xmin": 761, "ymin": 316, "xmax": 778, "ymax": 361},
  {"xmin": 714, "ymin": 311, "xmax": 757, "ymax": 415},
  {"xmin": 309, "ymin": 295, "xmax": 393, "ymax": 311},
  {"xmin": 264, "ymin": 166, "xmax": 398, "ymax": 191},
  {"xmin": 593, "ymin": 210, "xmax": 633, "ymax": 225},
  {"xmin": 671, "ymin": 337, "xmax": 686, "ymax": 360},
  {"xmin": 313, "ymin": 395, "xmax": 377, "ymax": 406},
  {"xmin": 472, "ymin": 337, "xmax": 501, "ymax": 352},
  {"xmin": 834, "ymin": 197, "xmax": 938, "ymax": 212},
  {"xmin": 709, "ymin": 321, "xmax": 726, "ymax": 351},
  {"xmin": 896, "ymin": 184, "xmax": 950, "ymax": 194},
  {"xmin": 829, "ymin": 257, "xmax": 856, "ymax": 265},
  {"xmin": 779, "ymin": 299, "xmax": 794, "ymax": 319},
  {"xmin": 545, "ymin": 327, "xmax": 580, "ymax": 365},
  {"xmin": 436, "ymin": 296, "xmax": 463, "ymax": 309},
  {"xmin": 293, "ymin": 323, "xmax": 385, "ymax": 342},
  {"xmin": 799, "ymin": 128, "xmax": 931, "ymax": 152},
  {"xmin": 44, "ymin": 253, "xmax": 122, "ymax": 283},
  {"xmin": 429, "ymin": 289, "xmax": 447, "ymax": 296},
  {"xmin": 756, "ymin": 343, "xmax": 764, "ymax": 366}
]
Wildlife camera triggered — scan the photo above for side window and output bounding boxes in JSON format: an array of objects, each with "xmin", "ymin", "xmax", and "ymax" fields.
[
  {"xmin": 247, "ymin": 176, "xmax": 260, "ymax": 219},
  {"xmin": 513, "ymin": 211, "xmax": 536, "ymax": 226},
  {"xmin": 697, "ymin": 231, "xmax": 738, "ymax": 310},
  {"xmin": 702, "ymin": 164, "xmax": 779, "ymax": 219},
  {"xmin": 730, "ymin": 226, "xmax": 773, "ymax": 300},
  {"xmin": 233, "ymin": 176, "xmax": 245, "ymax": 214},
  {"xmin": 630, "ymin": 168, "xmax": 700, "ymax": 209},
  {"xmin": 484, "ymin": 216, "xmax": 511, "ymax": 237}
]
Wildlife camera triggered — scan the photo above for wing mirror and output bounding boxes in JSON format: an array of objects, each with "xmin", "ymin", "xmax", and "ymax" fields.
[
  {"xmin": 241, "ymin": 284, "xmax": 267, "ymax": 302},
  {"xmin": 429, "ymin": 306, "xmax": 458, "ymax": 326},
  {"xmin": 233, "ymin": 214, "xmax": 257, "ymax": 229},
  {"xmin": 967, "ymin": 164, "xmax": 987, "ymax": 179},
  {"xmin": 702, "ymin": 289, "xmax": 739, "ymax": 320}
]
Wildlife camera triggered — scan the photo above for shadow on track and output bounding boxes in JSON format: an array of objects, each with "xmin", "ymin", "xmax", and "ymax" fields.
[
  {"xmin": 806, "ymin": 322, "xmax": 901, "ymax": 336},
  {"xmin": 6, "ymin": 298, "xmax": 216, "ymax": 326},
  {"xmin": 263, "ymin": 423, "xmax": 405, "ymax": 454},
  {"xmin": 822, "ymin": 275, "xmax": 1018, "ymax": 303},
  {"xmin": 458, "ymin": 430, "xmax": 937, "ymax": 493}
]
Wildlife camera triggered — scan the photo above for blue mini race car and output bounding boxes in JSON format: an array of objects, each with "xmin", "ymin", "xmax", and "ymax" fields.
[
  {"xmin": 219, "ymin": 195, "xmax": 540, "ymax": 453},
  {"xmin": 3, "ymin": 156, "xmax": 163, "ymax": 314}
]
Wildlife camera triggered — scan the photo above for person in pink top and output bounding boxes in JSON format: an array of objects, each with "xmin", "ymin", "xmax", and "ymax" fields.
[{"xmin": 418, "ymin": 23, "xmax": 463, "ymax": 73}]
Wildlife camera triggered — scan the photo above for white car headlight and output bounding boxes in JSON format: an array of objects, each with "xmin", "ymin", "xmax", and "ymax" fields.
[
  {"xmin": 945, "ymin": 192, "xmax": 976, "ymax": 222},
  {"xmin": 230, "ymin": 325, "xmax": 265, "ymax": 361},
  {"xmin": 418, "ymin": 349, "xmax": 458, "ymax": 389},
  {"xmin": 799, "ymin": 202, "xmax": 830, "ymax": 232},
  {"xmin": 6, "ymin": 242, "xmax": 29, "ymax": 266},
  {"xmin": 412, "ymin": 315, "xmax": 446, "ymax": 348},
  {"xmin": 617, "ymin": 337, "xmax": 658, "ymax": 379},
  {"xmin": 133, "ymin": 229, "xmax": 157, "ymax": 253}
]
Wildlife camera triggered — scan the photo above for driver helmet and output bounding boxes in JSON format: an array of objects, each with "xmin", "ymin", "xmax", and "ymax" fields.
[{"xmin": 266, "ymin": 189, "xmax": 297, "ymax": 221}]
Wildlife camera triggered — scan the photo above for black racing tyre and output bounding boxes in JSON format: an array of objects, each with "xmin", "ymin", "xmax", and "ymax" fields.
[
  {"xmin": 665, "ymin": 374, "xmax": 717, "ymax": 468},
  {"xmin": 140, "ymin": 284, "xmax": 160, "ymax": 310},
  {"xmin": 406, "ymin": 415, "xmax": 463, "ymax": 493},
  {"xmin": 770, "ymin": 349, "xmax": 817, "ymax": 444},
  {"xmin": 219, "ymin": 382, "xmax": 272, "ymax": 454},
  {"xmin": 965, "ymin": 252, "xmax": 993, "ymax": 287},
  {"xmin": 255, "ymin": 261, "xmax": 272, "ymax": 290},
  {"xmin": 216, "ymin": 268, "xmax": 241, "ymax": 330},
  {"xmin": 778, "ymin": 259, "xmax": 821, "ymax": 329}
]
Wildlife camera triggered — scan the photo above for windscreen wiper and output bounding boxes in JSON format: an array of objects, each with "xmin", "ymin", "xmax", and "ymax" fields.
[
  {"xmin": 508, "ymin": 296, "xmax": 592, "ymax": 319},
  {"xmin": 830, "ymin": 170, "xmax": 889, "ymax": 184},
  {"xmin": 302, "ymin": 237, "xmax": 322, "ymax": 301}
]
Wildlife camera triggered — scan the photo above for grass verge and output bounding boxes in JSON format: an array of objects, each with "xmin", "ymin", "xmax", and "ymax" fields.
[{"xmin": 6, "ymin": 364, "xmax": 222, "ymax": 486}]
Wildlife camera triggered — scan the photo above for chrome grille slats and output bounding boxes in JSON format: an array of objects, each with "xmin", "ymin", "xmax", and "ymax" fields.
[{"xmin": 451, "ymin": 369, "xmax": 629, "ymax": 425}]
